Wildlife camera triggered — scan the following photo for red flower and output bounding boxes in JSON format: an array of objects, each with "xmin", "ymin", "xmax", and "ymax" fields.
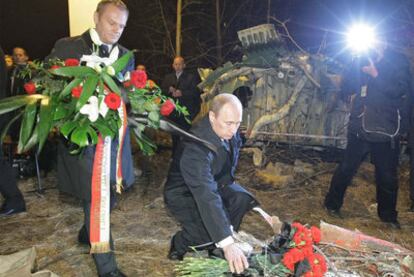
[
  {"xmin": 310, "ymin": 226, "xmax": 322, "ymax": 244},
  {"xmin": 104, "ymin": 92, "xmax": 121, "ymax": 110},
  {"xmin": 130, "ymin": 70, "xmax": 147, "ymax": 89},
  {"xmin": 64, "ymin": 58, "xmax": 79, "ymax": 67},
  {"xmin": 123, "ymin": 80, "xmax": 132, "ymax": 88},
  {"xmin": 160, "ymin": 99, "xmax": 175, "ymax": 116},
  {"xmin": 24, "ymin": 82, "xmax": 36, "ymax": 95},
  {"xmin": 71, "ymin": 86, "xmax": 83, "ymax": 98},
  {"xmin": 292, "ymin": 222, "xmax": 306, "ymax": 232},
  {"xmin": 282, "ymin": 250, "xmax": 296, "ymax": 271},
  {"xmin": 51, "ymin": 65, "xmax": 60, "ymax": 70},
  {"xmin": 302, "ymin": 246, "xmax": 314, "ymax": 258}
]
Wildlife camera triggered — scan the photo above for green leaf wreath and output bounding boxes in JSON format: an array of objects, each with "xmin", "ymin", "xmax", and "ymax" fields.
[{"xmin": 0, "ymin": 51, "xmax": 188, "ymax": 155}]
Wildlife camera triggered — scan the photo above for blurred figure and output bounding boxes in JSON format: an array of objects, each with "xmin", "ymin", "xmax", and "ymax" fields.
[
  {"xmin": 0, "ymin": 45, "xmax": 26, "ymax": 216},
  {"xmin": 161, "ymin": 56, "xmax": 201, "ymax": 154},
  {"xmin": 8, "ymin": 47, "xmax": 30, "ymax": 96},
  {"xmin": 4, "ymin": 54, "xmax": 13, "ymax": 70},
  {"xmin": 324, "ymin": 42, "xmax": 411, "ymax": 229}
]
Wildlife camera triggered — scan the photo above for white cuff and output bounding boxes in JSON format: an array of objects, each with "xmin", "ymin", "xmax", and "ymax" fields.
[{"xmin": 216, "ymin": 236, "xmax": 235, "ymax": 248}]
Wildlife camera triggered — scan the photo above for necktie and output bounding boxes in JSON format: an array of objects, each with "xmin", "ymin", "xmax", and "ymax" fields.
[{"xmin": 99, "ymin": 44, "xmax": 110, "ymax": 58}]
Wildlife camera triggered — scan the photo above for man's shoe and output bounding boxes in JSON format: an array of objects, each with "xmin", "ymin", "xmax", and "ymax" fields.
[
  {"xmin": 99, "ymin": 269, "xmax": 126, "ymax": 277},
  {"xmin": 382, "ymin": 220, "xmax": 401, "ymax": 230},
  {"xmin": 168, "ymin": 236, "xmax": 185, "ymax": 261},
  {"xmin": 0, "ymin": 205, "xmax": 26, "ymax": 217},
  {"xmin": 324, "ymin": 206, "xmax": 343, "ymax": 219}
]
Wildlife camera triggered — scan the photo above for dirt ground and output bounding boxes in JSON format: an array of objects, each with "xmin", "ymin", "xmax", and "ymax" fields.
[{"xmin": 0, "ymin": 144, "xmax": 413, "ymax": 277}]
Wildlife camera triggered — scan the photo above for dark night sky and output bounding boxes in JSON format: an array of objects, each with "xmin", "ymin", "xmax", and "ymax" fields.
[{"xmin": 0, "ymin": 0, "xmax": 409, "ymax": 60}]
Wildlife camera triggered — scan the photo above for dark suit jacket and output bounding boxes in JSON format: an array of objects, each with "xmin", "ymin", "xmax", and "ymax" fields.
[
  {"xmin": 46, "ymin": 30, "xmax": 135, "ymax": 201},
  {"xmin": 164, "ymin": 116, "xmax": 253, "ymax": 242},
  {"xmin": 0, "ymin": 46, "xmax": 8, "ymax": 130},
  {"xmin": 161, "ymin": 70, "xmax": 201, "ymax": 124}
]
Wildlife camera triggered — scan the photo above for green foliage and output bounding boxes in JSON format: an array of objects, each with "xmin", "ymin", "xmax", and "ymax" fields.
[{"xmin": 0, "ymin": 51, "xmax": 188, "ymax": 155}]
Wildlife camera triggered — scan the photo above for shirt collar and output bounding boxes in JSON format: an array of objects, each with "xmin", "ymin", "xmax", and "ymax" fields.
[{"xmin": 89, "ymin": 28, "xmax": 113, "ymax": 51}]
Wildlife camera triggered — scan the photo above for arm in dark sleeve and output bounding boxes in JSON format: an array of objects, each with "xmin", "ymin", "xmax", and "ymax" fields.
[
  {"xmin": 179, "ymin": 142, "xmax": 232, "ymax": 242},
  {"xmin": 372, "ymin": 54, "xmax": 411, "ymax": 99}
]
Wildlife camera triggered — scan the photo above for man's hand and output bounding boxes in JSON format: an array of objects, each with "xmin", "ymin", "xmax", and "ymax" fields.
[
  {"xmin": 223, "ymin": 243, "xmax": 249, "ymax": 274},
  {"xmin": 173, "ymin": 89, "xmax": 182, "ymax": 97},
  {"xmin": 362, "ymin": 58, "xmax": 378, "ymax": 78},
  {"xmin": 169, "ymin": 86, "xmax": 176, "ymax": 94}
]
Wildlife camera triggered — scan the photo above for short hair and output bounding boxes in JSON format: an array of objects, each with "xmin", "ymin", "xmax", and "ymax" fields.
[
  {"xmin": 12, "ymin": 47, "xmax": 28, "ymax": 57},
  {"xmin": 96, "ymin": 0, "xmax": 129, "ymax": 16},
  {"xmin": 209, "ymin": 93, "xmax": 242, "ymax": 115}
]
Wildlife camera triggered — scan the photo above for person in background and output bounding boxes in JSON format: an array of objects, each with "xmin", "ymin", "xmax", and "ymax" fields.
[
  {"xmin": 161, "ymin": 56, "xmax": 201, "ymax": 154},
  {"xmin": 324, "ymin": 40, "xmax": 411, "ymax": 229},
  {"xmin": 0, "ymin": 45, "xmax": 26, "ymax": 217}
]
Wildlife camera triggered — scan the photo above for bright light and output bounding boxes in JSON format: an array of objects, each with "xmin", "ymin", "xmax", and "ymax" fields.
[{"xmin": 346, "ymin": 24, "xmax": 377, "ymax": 53}]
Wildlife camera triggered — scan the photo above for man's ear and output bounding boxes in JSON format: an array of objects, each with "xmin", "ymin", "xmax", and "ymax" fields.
[
  {"xmin": 93, "ymin": 12, "xmax": 99, "ymax": 25},
  {"xmin": 208, "ymin": 111, "xmax": 215, "ymax": 123}
]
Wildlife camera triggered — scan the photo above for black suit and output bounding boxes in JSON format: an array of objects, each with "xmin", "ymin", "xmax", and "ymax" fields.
[
  {"xmin": 161, "ymin": 70, "xmax": 201, "ymax": 153},
  {"xmin": 164, "ymin": 116, "xmax": 257, "ymax": 256},
  {"xmin": 46, "ymin": 30, "xmax": 134, "ymax": 276},
  {"xmin": 0, "ymin": 45, "xmax": 25, "ymax": 212}
]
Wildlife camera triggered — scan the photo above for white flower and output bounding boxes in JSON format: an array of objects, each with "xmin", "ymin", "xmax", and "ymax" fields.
[
  {"xmin": 80, "ymin": 96, "xmax": 99, "ymax": 122},
  {"xmin": 94, "ymin": 64, "xmax": 102, "ymax": 73},
  {"xmin": 106, "ymin": 65, "xmax": 115, "ymax": 76}
]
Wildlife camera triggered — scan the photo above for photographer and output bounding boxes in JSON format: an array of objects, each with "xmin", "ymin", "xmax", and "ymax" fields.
[{"xmin": 324, "ymin": 40, "xmax": 411, "ymax": 229}]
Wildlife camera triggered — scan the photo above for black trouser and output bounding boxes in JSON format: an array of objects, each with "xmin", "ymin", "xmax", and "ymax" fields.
[
  {"xmin": 166, "ymin": 183, "xmax": 255, "ymax": 255},
  {"xmin": 325, "ymin": 133, "xmax": 399, "ymax": 222},
  {"xmin": 0, "ymin": 154, "xmax": 24, "ymax": 209},
  {"xmin": 82, "ymin": 198, "xmax": 117, "ymax": 276}
]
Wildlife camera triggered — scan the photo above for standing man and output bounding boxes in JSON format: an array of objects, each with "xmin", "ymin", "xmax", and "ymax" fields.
[
  {"xmin": 46, "ymin": 1, "xmax": 134, "ymax": 276},
  {"xmin": 8, "ymin": 47, "xmax": 30, "ymax": 96},
  {"xmin": 161, "ymin": 56, "xmax": 201, "ymax": 153},
  {"xmin": 164, "ymin": 94, "xmax": 257, "ymax": 275},
  {"xmin": 0, "ymin": 45, "xmax": 26, "ymax": 217},
  {"xmin": 324, "ymin": 41, "xmax": 411, "ymax": 229}
]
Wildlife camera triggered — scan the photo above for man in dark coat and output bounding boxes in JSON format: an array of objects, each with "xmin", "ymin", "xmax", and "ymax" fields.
[
  {"xmin": 161, "ymin": 56, "xmax": 201, "ymax": 153},
  {"xmin": 164, "ymin": 94, "xmax": 257, "ymax": 275},
  {"xmin": 324, "ymin": 42, "xmax": 411, "ymax": 229},
  {"xmin": 0, "ymin": 45, "xmax": 26, "ymax": 216},
  {"xmin": 46, "ymin": 1, "xmax": 133, "ymax": 276}
]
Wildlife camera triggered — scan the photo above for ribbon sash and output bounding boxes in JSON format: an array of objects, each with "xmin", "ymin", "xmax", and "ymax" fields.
[{"xmin": 90, "ymin": 135, "xmax": 111, "ymax": 253}]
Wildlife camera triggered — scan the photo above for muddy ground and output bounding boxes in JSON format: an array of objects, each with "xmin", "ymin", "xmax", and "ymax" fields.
[{"xmin": 0, "ymin": 143, "xmax": 413, "ymax": 277}]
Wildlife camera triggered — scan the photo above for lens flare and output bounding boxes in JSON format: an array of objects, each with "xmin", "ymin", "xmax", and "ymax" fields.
[{"xmin": 346, "ymin": 24, "xmax": 377, "ymax": 53}]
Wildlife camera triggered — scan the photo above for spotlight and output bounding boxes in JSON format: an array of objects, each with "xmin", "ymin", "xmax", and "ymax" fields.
[{"xmin": 346, "ymin": 23, "xmax": 377, "ymax": 53}]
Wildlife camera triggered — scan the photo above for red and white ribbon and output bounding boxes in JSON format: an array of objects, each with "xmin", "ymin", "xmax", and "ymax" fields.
[
  {"xmin": 89, "ymin": 99, "xmax": 128, "ymax": 253},
  {"xmin": 90, "ymin": 135, "xmax": 112, "ymax": 253}
]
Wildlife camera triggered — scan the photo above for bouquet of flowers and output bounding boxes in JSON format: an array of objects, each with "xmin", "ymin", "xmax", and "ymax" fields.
[
  {"xmin": 174, "ymin": 222, "xmax": 328, "ymax": 277},
  {"xmin": 0, "ymin": 51, "xmax": 188, "ymax": 155}
]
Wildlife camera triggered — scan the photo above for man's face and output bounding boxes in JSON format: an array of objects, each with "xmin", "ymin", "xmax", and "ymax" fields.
[
  {"xmin": 209, "ymin": 103, "xmax": 242, "ymax": 140},
  {"xmin": 172, "ymin": 57, "xmax": 185, "ymax": 73},
  {"xmin": 12, "ymin": 48, "xmax": 28, "ymax": 65},
  {"xmin": 94, "ymin": 4, "xmax": 128, "ymax": 45}
]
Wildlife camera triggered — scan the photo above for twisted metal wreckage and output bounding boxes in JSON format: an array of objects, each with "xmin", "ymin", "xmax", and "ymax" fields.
[{"xmin": 198, "ymin": 24, "xmax": 349, "ymax": 153}]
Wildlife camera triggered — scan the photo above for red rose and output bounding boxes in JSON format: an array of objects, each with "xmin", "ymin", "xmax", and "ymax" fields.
[
  {"xmin": 160, "ymin": 99, "xmax": 175, "ymax": 116},
  {"xmin": 71, "ymin": 86, "xmax": 83, "ymax": 98},
  {"xmin": 64, "ymin": 58, "xmax": 80, "ymax": 67},
  {"xmin": 24, "ymin": 82, "xmax": 36, "ymax": 95},
  {"xmin": 104, "ymin": 92, "xmax": 121, "ymax": 110},
  {"xmin": 130, "ymin": 70, "xmax": 147, "ymax": 89},
  {"xmin": 310, "ymin": 226, "xmax": 321, "ymax": 244},
  {"xmin": 51, "ymin": 65, "xmax": 60, "ymax": 70}
]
